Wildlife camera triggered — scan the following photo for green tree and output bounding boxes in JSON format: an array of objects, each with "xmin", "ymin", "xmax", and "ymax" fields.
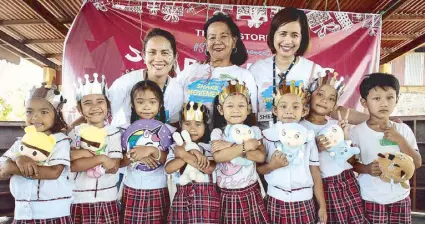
[{"xmin": 0, "ymin": 97, "xmax": 12, "ymax": 121}]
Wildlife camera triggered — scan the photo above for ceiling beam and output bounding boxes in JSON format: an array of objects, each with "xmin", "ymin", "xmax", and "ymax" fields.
[
  {"xmin": 382, "ymin": 34, "xmax": 418, "ymax": 40},
  {"xmin": 0, "ymin": 19, "xmax": 72, "ymax": 26},
  {"xmin": 44, "ymin": 53, "xmax": 62, "ymax": 58},
  {"xmin": 0, "ymin": 30, "xmax": 59, "ymax": 70},
  {"xmin": 387, "ymin": 14, "xmax": 425, "ymax": 21},
  {"xmin": 21, "ymin": 0, "xmax": 69, "ymax": 36},
  {"xmin": 22, "ymin": 38, "xmax": 65, "ymax": 44},
  {"xmin": 380, "ymin": 33, "xmax": 425, "ymax": 64},
  {"xmin": 381, "ymin": 0, "xmax": 411, "ymax": 21}
]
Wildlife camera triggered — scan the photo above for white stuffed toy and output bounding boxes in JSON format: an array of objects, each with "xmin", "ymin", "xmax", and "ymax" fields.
[
  {"xmin": 275, "ymin": 122, "xmax": 315, "ymax": 165},
  {"xmin": 173, "ymin": 130, "xmax": 204, "ymax": 185},
  {"xmin": 318, "ymin": 124, "xmax": 360, "ymax": 168},
  {"xmin": 223, "ymin": 124, "xmax": 256, "ymax": 166}
]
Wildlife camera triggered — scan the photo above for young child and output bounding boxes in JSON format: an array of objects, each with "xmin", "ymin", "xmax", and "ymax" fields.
[
  {"xmin": 68, "ymin": 74, "xmax": 122, "ymax": 223},
  {"xmin": 0, "ymin": 83, "xmax": 72, "ymax": 224},
  {"xmin": 210, "ymin": 80, "xmax": 269, "ymax": 224},
  {"xmin": 351, "ymin": 73, "xmax": 421, "ymax": 224},
  {"xmin": 299, "ymin": 71, "xmax": 368, "ymax": 223},
  {"xmin": 165, "ymin": 102, "xmax": 220, "ymax": 223},
  {"xmin": 258, "ymin": 79, "xmax": 327, "ymax": 224},
  {"xmin": 120, "ymin": 80, "xmax": 174, "ymax": 224}
]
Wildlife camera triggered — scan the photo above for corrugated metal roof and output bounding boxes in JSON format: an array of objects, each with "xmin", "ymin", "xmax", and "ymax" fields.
[
  {"xmin": 11, "ymin": 24, "xmax": 63, "ymax": 39},
  {"xmin": 0, "ymin": 0, "xmax": 39, "ymax": 20}
]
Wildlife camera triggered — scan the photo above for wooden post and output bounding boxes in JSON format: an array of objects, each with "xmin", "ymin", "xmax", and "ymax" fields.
[
  {"xmin": 379, "ymin": 63, "xmax": 392, "ymax": 74},
  {"xmin": 43, "ymin": 67, "xmax": 56, "ymax": 88}
]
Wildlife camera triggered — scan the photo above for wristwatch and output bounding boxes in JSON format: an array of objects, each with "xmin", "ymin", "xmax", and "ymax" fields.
[{"xmin": 241, "ymin": 142, "xmax": 247, "ymax": 158}]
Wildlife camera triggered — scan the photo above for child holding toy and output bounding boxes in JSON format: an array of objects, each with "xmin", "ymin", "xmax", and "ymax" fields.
[
  {"xmin": 210, "ymin": 80, "xmax": 269, "ymax": 224},
  {"xmin": 68, "ymin": 74, "xmax": 122, "ymax": 224},
  {"xmin": 258, "ymin": 78, "xmax": 327, "ymax": 224},
  {"xmin": 0, "ymin": 83, "xmax": 72, "ymax": 224},
  {"xmin": 299, "ymin": 71, "xmax": 368, "ymax": 223},
  {"xmin": 165, "ymin": 102, "xmax": 219, "ymax": 223},
  {"xmin": 351, "ymin": 73, "xmax": 421, "ymax": 224}
]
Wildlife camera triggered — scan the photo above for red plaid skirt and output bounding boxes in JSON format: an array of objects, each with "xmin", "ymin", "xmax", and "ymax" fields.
[
  {"xmin": 167, "ymin": 182, "xmax": 220, "ymax": 224},
  {"xmin": 265, "ymin": 195, "xmax": 316, "ymax": 224},
  {"xmin": 220, "ymin": 182, "xmax": 270, "ymax": 224},
  {"xmin": 71, "ymin": 200, "xmax": 120, "ymax": 224},
  {"xmin": 364, "ymin": 196, "xmax": 411, "ymax": 224},
  {"xmin": 13, "ymin": 216, "xmax": 73, "ymax": 224},
  {"xmin": 323, "ymin": 169, "xmax": 368, "ymax": 224},
  {"xmin": 122, "ymin": 185, "xmax": 170, "ymax": 224}
]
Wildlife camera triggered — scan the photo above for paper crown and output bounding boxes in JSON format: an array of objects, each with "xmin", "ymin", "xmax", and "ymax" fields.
[
  {"xmin": 183, "ymin": 101, "xmax": 205, "ymax": 122},
  {"xmin": 273, "ymin": 78, "xmax": 309, "ymax": 106},
  {"xmin": 75, "ymin": 73, "xmax": 108, "ymax": 101},
  {"xmin": 218, "ymin": 80, "xmax": 250, "ymax": 104},
  {"xmin": 21, "ymin": 126, "xmax": 56, "ymax": 155},
  {"xmin": 26, "ymin": 82, "xmax": 66, "ymax": 110},
  {"xmin": 308, "ymin": 70, "xmax": 345, "ymax": 97}
]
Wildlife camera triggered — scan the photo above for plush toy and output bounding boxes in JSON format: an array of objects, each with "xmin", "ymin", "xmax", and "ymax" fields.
[
  {"xmin": 377, "ymin": 152, "xmax": 415, "ymax": 189},
  {"xmin": 223, "ymin": 124, "xmax": 255, "ymax": 166},
  {"xmin": 18, "ymin": 126, "xmax": 56, "ymax": 165},
  {"xmin": 275, "ymin": 122, "xmax": 314, "ymax": 165},
  {"xmin": 79, "ymin": 124, "xmax": 108, "ymax": 178},
  {"xmin": 318, "ymin": 124, "xmax": 360, "ymax": 168},
  {"xmin": 172, "ymin": 130, "xmax": 204, "ymax": 185},
  {"xmin": 121, "ymin": 119, "xmax": 173, "ymax": 171}
]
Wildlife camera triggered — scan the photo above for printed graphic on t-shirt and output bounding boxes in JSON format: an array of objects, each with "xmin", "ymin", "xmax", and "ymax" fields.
[
  {"xmin": 217, "ymin": 162, "xmax": 257, "ymax": 188},
  {"xmin": 187, "ymin": 75, "xmax": 236, "ymax": 103},
  {"xmin": 155, "ymin": 110, "xmax": 170, "ymax": 123},
  {"xmin": 380, "ymin": 138, "xmax": 398, "ymax": 146},
  {"xmin": 260, "ymin": 80, "xmax": 304, "ymax": 110}
]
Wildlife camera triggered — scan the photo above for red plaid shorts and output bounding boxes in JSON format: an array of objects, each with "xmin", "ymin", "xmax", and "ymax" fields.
[
  {"xmin": 265, "ymin": 195, "xmax": 316, "ymax": 224},
  {"xmin": 13, "ymin": 216, "xmax": 73, "ymax": 224},
  {"xmin": 364, "ymin": 196, "xmax": 411, "ymax": 224},
  {"xmin": 71, "ymin": 200, "xmax": 120, "ymax": 224},
  {"xmin": 122, "ymin": 185, "xmax": 170, "ymax": 224}
]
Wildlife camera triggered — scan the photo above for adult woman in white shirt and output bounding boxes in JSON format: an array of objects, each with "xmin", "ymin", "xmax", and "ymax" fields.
[{"xmin": 250, "ymin": 7, "xmax": 368, "ymax": 130}]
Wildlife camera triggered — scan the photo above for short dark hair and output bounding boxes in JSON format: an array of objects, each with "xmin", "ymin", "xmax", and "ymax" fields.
[
  {"xmin": 267, "ymin": 7, "xmax": 310, "ymax": 56},
  {"xmin": 50, "ymin": 108, "xmax": 68, "ymax": 134},
  {"xmin": 130, "ymin": 80, "xmax": 166, "ymax": 123},
  {"xmin": 359, "ymin": 73, "xmax": 400, "ymax": 99},
  {"xmin": 203, "ymin": 12, "xmax": 248, "ymax": 66}
]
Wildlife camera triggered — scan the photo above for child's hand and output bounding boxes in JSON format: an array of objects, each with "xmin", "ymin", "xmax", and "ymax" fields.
[
  {"xmin": 71, "ymin": 149, "xmax": 94, "ymax": 161},
  {"xmin": 337, "ymin": 109, "xmax": 350, "ymax": 140},
  {"xmin": 317, "ymin": 207, "xmax": 327, "ymax": 224},
  {"xmin": 174, "ymin": 146, "xmax": 186, "ymax": 158},
  {"xmin": 129, "ymin": 146, "xmax": 156, "ymax": 161},
  {"xmin": 244, "ymin": 139, "xmax": 260, "ymax": 151},
  {"xmin": 139, "ymin": 156, "xmax": 159, "ymax": 169},
  {"xmin": 101, "ymin": 155, "xmax": 116, "ymax": 171},
  {"xmin": 190, "ymin": 150, "xmax": 209, "ymax": 170},
  {"xmin": 211, "ymin": 141, "xmax": 233, "ymax": 152},
  {"xmin": 269, "ymin": 151, "xmax": 288, "ymax": 169},
  {"xmin": 316, "ymin": 135, "xmax": 331, "ymax": 152},
  {"xmin": 0, "ymin": 160, "xmax": 13, "ymax": 180},
  {"xmin": 367, "ymin": 160, "xmax": 382, "ymax": 177},
  {"xmin": 105, "ymin": 159, "xmax": 120, "ymax": 174},
  {"xmin": 15, "ymin": 155, "xmax": 38, "ymax": 178},
  {"xmin": 383, "ymin": 124, "xmax": 404, "ymax": 144}
]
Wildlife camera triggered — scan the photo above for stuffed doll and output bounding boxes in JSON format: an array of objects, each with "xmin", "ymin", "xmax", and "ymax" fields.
[
  {"xmin": 377, "ymin": 152, "xmax": 415, "ymax": 189},
  {"xmin": 275, "ymin": 122, "xmax": 314, "ymax": 165},
  {"xmin": 318, "ymin": 124, "xmax": 360, "ymax": 168},
  {"xmin": 223, "ymin": 124, "xmax": 255, "ymax": 166},
  {"xmin": 18, "ymin": 125, "xmax": 56, "ymax": 165},
  {"xmin": 79, "ymin": 124, "xmax": 108, "ymax": 178},
  {"xmin": 172, "ymin": 130, "xmax": 204, "ymax": 185}
]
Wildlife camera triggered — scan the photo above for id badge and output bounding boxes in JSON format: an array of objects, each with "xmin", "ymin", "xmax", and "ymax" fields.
[{"xmin": 258, "ymin": 111, "xmax": 273, "ymax": 122}]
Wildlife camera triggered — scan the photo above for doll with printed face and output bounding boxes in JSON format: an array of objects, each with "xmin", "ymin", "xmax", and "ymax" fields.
[
  {"xmin": 78, "ymin": 125, "xmax": 108, "ymax": 178},
  {"xmin": 18, "ymin": 125, "xmax": 56, "ymax": 165}
]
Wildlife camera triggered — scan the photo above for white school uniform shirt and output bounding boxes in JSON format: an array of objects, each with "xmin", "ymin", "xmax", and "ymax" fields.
[
  {"xmin": 178, "ymin": 63, "xmax": 258, "ymax": 125},
  {"xmin": 299, "ymin": 119, "xmax": 353, "ymax": 178},
  {"xmin": 262, "ymin": 123, "xmax": 320, "ymax": 202},
  {"xmin": 68, "ymin": 125, "xmax": 123, "ymax": 204},
  {"xmin": 121, "ymin": 123, "xmax": 176, "ymax": 190},
  {"xmin": 350, "ymin": 121, "xmax": 418, "ymax": 204},
  {"xmin": 108, "ymin": 69, "xmax": 184, "ymax": 126},
  {"xmin": 165, "ymin": 142, "xmax": 217, "ymax": 184},
  {"xmin": 210, "ymin": 126, "xmax": 261, "ymax": 189},
  {"xmin": 0, "ymin": 133, "xmax": 73, "ymax": 220},
  {"xmin": 249, "ymin": 56, "xmax": 324, "ymax": 130}
]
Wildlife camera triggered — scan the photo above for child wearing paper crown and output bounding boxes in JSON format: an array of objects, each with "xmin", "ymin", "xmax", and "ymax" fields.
[
  {"xmin": 68, "ymin": 74, "xmax": 123, "ymax": 224},
  {"xmin": 165, "ymin": 102, "xmax": 220, "ymax": 224},
  {"xmin": 258, "ymin": 78, "xmax": 327, "ymax": 224},
  {"xmin": 351, "ymin": 73, "xmax": 421, "ymax": 224},
  {"xmin": 0, "ymin": 83, "xmax": 73, "ymax": 224},
  {"xmin": 299, "ymin": 71, "xmax": 368, "ymax": 223},
  {"xmin": 210, "ymin": 80, "xmax": 269, "ymax": 224}
]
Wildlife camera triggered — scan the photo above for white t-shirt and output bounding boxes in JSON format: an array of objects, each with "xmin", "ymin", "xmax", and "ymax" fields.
[
  {"xmin": 165, "ymin": 142, "xmax": 217, "ymax": 184},
  {"xmin": 68, "ymin": 125, "xmax": 123, "ymax": 204},
  {"xmin": 178, "ymin": 63, "xmax": 258, "ymax": 124},
  {"xmin": 299, "ymin": 119, "xmax": 353, "ymax": 178},
  {"xmin": 262, "ymin": 124, "xmax": 319, "ymax": 202},
  {"xmin": 108, "ymin": 69, "xmax": 184, "ymax": 126},
  {"xmin": 249, "ymin": 56, "xmax": 324, "ymax": 130},
  {"xmin": 350, "ymin": 121, "xmax": 419, "ymax": 204},
  {"xmin": 210, "ymin": 126, "xmax": 262, "ymax": 189}
]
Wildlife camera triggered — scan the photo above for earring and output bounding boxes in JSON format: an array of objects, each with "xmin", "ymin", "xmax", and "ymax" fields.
[
  {"xmin": 205, "ymin": 50, "xmax": 209, "ymax": 56},
  {"xmin": 232, "ymin": 47, "xmax": 238, "ymax": 53}
]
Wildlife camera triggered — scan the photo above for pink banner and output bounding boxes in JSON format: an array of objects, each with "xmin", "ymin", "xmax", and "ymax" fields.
[{"xmin": 62, "ymin": 1, "xmax": 381, "ymax": 122}]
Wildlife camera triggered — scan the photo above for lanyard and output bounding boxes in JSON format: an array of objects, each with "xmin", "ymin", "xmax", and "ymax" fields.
[
  {"xmin": 272, "ymin": 56, "xmax": 297, "ymax": 93},
  {"xmin": 144, "ymin": 71, "xmax": 169, "ymax": 94}
]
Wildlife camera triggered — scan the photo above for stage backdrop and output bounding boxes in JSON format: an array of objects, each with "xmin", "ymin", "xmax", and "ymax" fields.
[{"xmin": 62, "ymin": 0, "xmax": 382, "ymax": 122}]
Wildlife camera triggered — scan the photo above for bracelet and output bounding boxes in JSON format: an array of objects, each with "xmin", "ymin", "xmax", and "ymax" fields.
[
  {"xmin": 154, "ymin": 147, "xmax": 161, "ymax": 161},
  {"xmin": 241, "ymin": 142, "xmax": 247, "ymax": 158}
]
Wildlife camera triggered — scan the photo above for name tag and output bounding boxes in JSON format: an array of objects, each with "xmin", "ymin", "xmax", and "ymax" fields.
[
  {"xmin": 380, "ymin": 138, "xmax": 398, "ymax": 146},
  {"xmin": 258, "ymin": 112, "xmax": 273, "ymax": 122}
]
